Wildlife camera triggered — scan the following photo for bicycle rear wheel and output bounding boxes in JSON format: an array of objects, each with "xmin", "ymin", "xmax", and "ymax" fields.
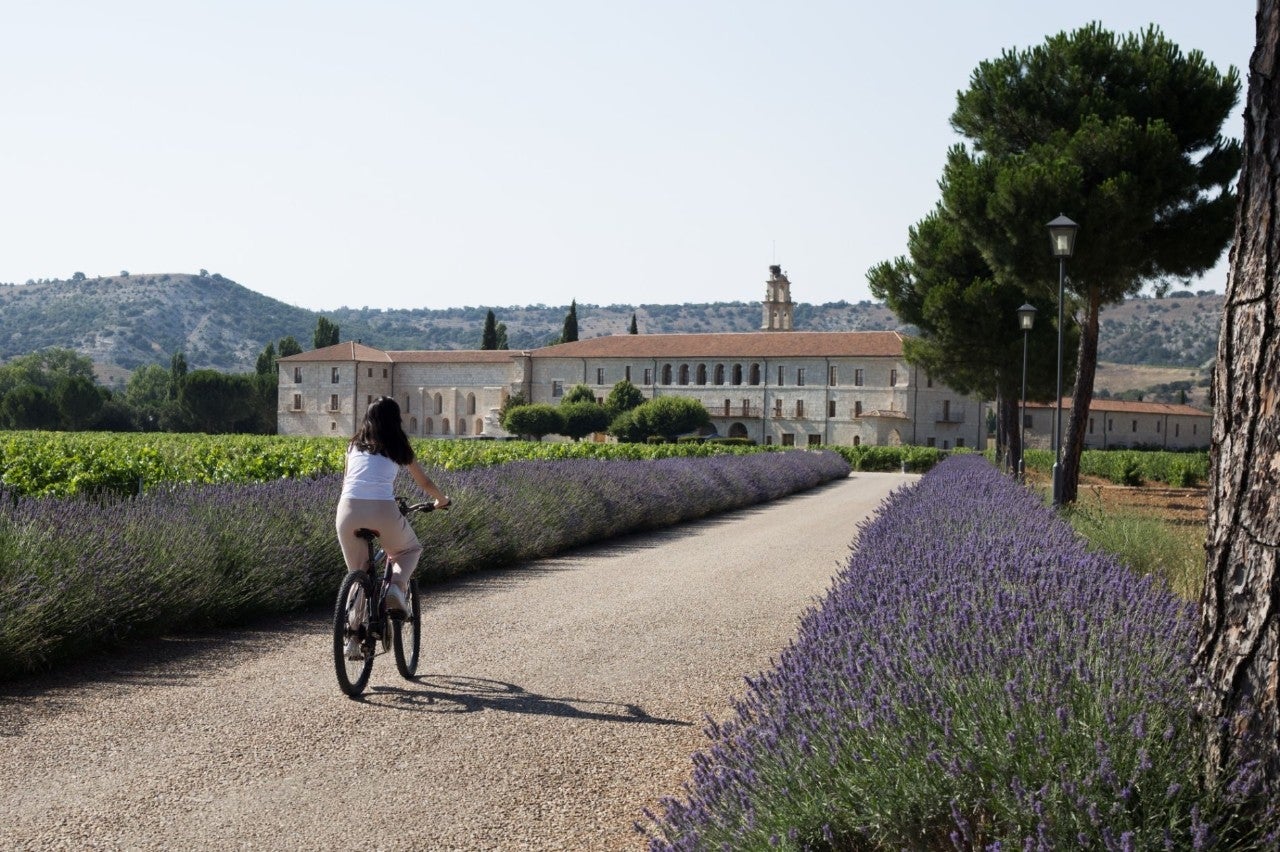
[
  {"xmin": 392, "ymin": 579, "xmax": 421, "ymax": 679},
  {"xmin": 333, "ymin": 571, "xmax": 374, "ymax": 697}
]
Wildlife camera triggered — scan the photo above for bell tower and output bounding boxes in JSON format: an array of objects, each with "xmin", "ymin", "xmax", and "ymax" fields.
[{"xmin": 761, "ymin": 264, "xmax": 794, "ymax": 331}]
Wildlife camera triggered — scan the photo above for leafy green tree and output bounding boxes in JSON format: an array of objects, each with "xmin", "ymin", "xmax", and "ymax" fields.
[
  {"xmin": 0, "ymin": 385, "xmax": 59, "ymax": 429},
  {"xmin": 604, "ymin": 379, "xmax": 645, "ymax": 419},
  {"xmin": 868, "ymin": 209, "xmax": 1072, "ymax": 471},
  {"xmin": 277, "ymin": 336, "xmax": 303, "ymax": 359},
  {"xmin": 314, "ymin": 316, "xmax": 340, "ymax": 349},
  {"xmin": 561, "ymin": 300, "xmax": 579, "ymax": 343},
  {"xmin": 481, "ymin": 310, "xmax": 499, "ymax": 350},
  {"xmin": 125, "ymin": 364, "xmax": 174, "ymax": 430},
  {"xmin": 561, "ymin": 383, "xmax": 597, "ymax": 405},
  {"xmin": 610, "ymin": 396, "xmax": 709, "ymax": 442},
  {"xmin": 180, "ymin": 370, "xmax": 248, "ymax": 433},
  {"xmin": 0, "ymin": 348, "xmax": 96, "ymax": 397},
  {"xmin": 53, "ymin": 375, "xmax": 103, "ymax": 430},
  {"xmin": 495, "ymin": 322, "xmax": 509, "ymax": 350},
  {"xmin": 942, "ymin": 23, "xmax": 1240, "ymax": 503},
  {"xmin": 501, "ymin": 403, "xmax": 565, "ymax": 441},
  {"xmin": 255, "ymin": 342, "xmax": 277, "ymax": 376},
  {"xmin": 169, "ymin": 352, "xmax": 188, "ymax": 401},
  {"xmin": 560, "ymin": 401, "xmax": 610, "ymax": 441},
  {"xmin": 628, "ymin": 313, "xmax": 638, "ymax": 334}
]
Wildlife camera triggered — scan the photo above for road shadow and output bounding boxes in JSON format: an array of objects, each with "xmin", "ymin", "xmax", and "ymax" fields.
[{"xmin": 356, "ymin": 673, "xmax": 690, "ymax": 727}]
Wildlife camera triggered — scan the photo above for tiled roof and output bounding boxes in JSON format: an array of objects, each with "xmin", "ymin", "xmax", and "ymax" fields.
[
  {"xmin": 388, "ymin": 350, "xmax": 518, "ymax": 364},
  {"xmin": 1026, "ymin": 398, "xmax": 1209, "ymax": 417},
  {"xmin": 277, "ymin": 342, "xmax": 393, "ymax": 363},
  {"xmin": 530, "ymin": 331, "xmax": 908, "ymax": 359}
]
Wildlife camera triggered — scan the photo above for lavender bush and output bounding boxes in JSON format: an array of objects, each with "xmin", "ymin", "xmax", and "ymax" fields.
[
  {"xmin": 0, "ymin": 450, "xmax": 849, "ymax": 679},
  {"xmin": 642, "ymin": 455, "xmax": 1273, "ymax": 850}
]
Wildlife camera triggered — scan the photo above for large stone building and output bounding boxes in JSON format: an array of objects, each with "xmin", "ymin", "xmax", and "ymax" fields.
[
  {"xmin": 277, "ymin": 268, "xmax": 985, "ymax": 448},
  {"xmin": 1022, "ymin": 398, "xmax": 1211, "ymax": 450}
]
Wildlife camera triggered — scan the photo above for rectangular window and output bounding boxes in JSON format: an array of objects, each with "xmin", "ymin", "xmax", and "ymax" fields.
[
  {"xmin": 1156, "ymin": 420, "xmax": 1161, "ymax": 433},
  {"xmin": 596, "ymin": 367, "xmax": 605, "ymax": 385},
  {"xmin": 552, "ymin": 381, "xmax": 564, "ymax": 398},
  {"xmin": 1175, "ymin": 423, "xmax": 1180, "ymax": 437},
  {"xmin": 855, "ymin": 401, "xmax": 864, "ymax": 417},
  {"xmin": 927, "ymin": 437, "xmax": 936, "ymax": 448},
  {"xmin": 796, "ymin": 368, "xmax": 806, "ymax": 386},
  {"xmin": 368, "ymin": 368, "xmax": 373, "ymax": 378},
  {"xmin": 329, "ymin": 394, "xmax": 339, "ymax": 411},
  {"xmin": 827, "ymin": 400, "xmax": 836, "ymax": 417},
  {"xmin": 795, "ymin": 400, "xmax": 804, "ymax": 418},
  {"xmin": 625, "ymin": 366, "xmax": 632, "ymax": 382},
  {"xmin": 774, "ymin": 398, "xmax": 782, "ymax": 417},
  {"xmin": 1024, "ymin": 413, "xmax": 1032, "ymax": 428},
  {"xmin": 1132, "ymin": 420, "xmax": 1138, "ymax": 433},
  {"xmin": 890, "ymin": 369, "xmax": 898, "ymax": 386},
  {"xmin": 292, "ymin": 393, "xmax": 302, "ymax": 411},
  {"xmin": 956, "ymin": 437, "xmax": 965, "ymax": 448},
  {"xmin": 942, "ymin": 400, "xmax": 951, "ymax": 421},
  {"xmin": 854, "ymin": 369, "xmax": 864, "ymax": 387},
  {"xmin": 765, "ymin": 435, "xmax": 774, "ymax": 446},
  {"xmin": 781, "ymin": 433, "xmax": 795, "ymax": 447},
  {"xmin": 1193, "ymin": 424, "xmax": 1198, "ymax": 435},
  {"xmin": 383, "ymin": 369, "xmax": 388, "ymax": 378},
  {"xmin": 777, "ymin": 365, "xmax": 785, "ymax": 386},
  {"xmin": 293, "ymin": 367, "xmax": 302, "ymax": 383},
  {"xmin": 742, "ymin": 398, "xmax": 750, "ymax": 415},
  {"xmin": 643, "ymin": 368, "xmax": 652, "ymax": 385},
  {"xmin": 1089, "ymin": 417, "xmax": 1095, "ymax": 434},
  {"xmin": 829, "ymin": 366, "xmax": 838, "ymax": 386},
  {"xmin": 331, "ymin": 368, "xmax": 339, "ymax": 383},
  {"xmin": 807, "ymin": 434, "xmax": 821, "ymax": 446},
  {"xmin": 367, "ymin": 395, "xmax": 373, "ymax": 405},
  {"xmin": 1109, "ymin": 419, "xmax": 1114, "ymax": 431}
]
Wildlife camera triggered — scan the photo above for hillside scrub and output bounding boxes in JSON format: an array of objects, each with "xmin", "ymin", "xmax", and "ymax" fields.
[
  {"xmin": 0, "ymin": 450, "xmax": 850, "ymax": 680},
  {"xmin": 641, "ymin": 455, "xmax": 1273, "ymax": 850}
]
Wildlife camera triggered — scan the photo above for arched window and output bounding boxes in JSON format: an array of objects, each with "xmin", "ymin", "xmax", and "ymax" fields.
[
  {"xmin": 696, "ymin": 364, "xmax": 707, "ymax": 385},
  {"xmin": 442, "ymin": 418, "xmax": 451, "ymax": 435},
  {"xmin": 467, "ymin": 393, "xmax": 476, "ymax": 415},
  {"xmin": 459, "ymin": 419, "xmax": 468, "ymax": 435},
  {"xmin": 433, "ymin": 393, "xmax": 443, "ymax": 415},
  {"xmin": 749, "ymin": 364, "xmax": 761, "ymax": 385},
  {"xmin": 409, "ymin": 417, "xmax": 418, "ymax": 434},
  {"xmin": 729, "ymin": 422, "xmax": 748, "ymax": 439},
  {"xmin": 476, "ymin": 418, "xmax": 484, "ymax": 435},
  {"xmin": 714, "ymin": 364, "xmax": 725, "ymax": 385},
  {"xmin": 425, "ymin": 417, "xmax": 434, "ymax": 435},
  {"xmin": 852, "ymin": 435, "xmax": 861, "ymax": 446},
  {"xmin": 678, "ymin": 365, "xmax": 690, "ymax": 385},
  {"xmin": 661, "ymin": 364, "xmax": 673, "ymax": 385},
  {"xmin": 732, "ymin": 364, "xmax": 743, "ymax": 386}
]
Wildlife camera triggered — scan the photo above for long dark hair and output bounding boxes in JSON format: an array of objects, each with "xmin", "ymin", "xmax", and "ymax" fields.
[{"xmin": 350, "ymin": 397, "xmax": 415, "ymax": 465}]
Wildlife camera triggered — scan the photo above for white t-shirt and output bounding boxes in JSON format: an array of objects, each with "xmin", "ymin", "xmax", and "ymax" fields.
[{"xmin": 341, "ymin": 448, "xmax": 401, "ymax": 500}]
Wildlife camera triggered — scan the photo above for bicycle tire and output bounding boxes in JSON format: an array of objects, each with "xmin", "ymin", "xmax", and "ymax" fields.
[
  {"xmin": 333, "ymin": 571, "xmax": 374, "ymax": 697},
  {"xmin": 392, "ymin": 578, "xmax": 421, "ymax": 679}
]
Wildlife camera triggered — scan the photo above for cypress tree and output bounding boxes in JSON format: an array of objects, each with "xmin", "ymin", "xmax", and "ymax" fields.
[
  {"xmin": 481, "ymin": 310, "xmax": 499, "ymax": 349},
  {"xmin": 561, "ymin": 300, "xmax": 579, "ymax": 343},
  {"xmin": 629, "ymin": 313, "xmax": 638, "ymax": 334}
]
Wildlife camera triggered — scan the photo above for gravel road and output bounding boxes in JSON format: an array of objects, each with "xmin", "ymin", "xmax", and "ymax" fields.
[{"xmin": 0, "ymin": 472, "xmax": 911, "ymax": 851}]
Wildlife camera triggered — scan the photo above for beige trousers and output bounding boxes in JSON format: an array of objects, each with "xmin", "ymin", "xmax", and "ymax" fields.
[{"xmin": 335, "ymin": 498, "xmax": 423, "ymax": 590}]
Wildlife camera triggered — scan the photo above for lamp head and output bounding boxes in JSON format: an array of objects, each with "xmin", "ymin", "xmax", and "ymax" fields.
[
  {"xmin": 1017, "ymin": 303, "xmax": 1037, "ymax": 331},
  {"xmin": 1047, "ymin": 214, "xmax": 1079, "ymax": 258}
]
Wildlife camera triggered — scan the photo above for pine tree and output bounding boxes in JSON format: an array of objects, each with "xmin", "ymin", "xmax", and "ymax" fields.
[
  {"xmin": 481, "ymin": 310, "xmax": 499, "ymax": 350},
  {"xmin": 561, "ymin": 300, "xmax": 579, "ymax": 343}
]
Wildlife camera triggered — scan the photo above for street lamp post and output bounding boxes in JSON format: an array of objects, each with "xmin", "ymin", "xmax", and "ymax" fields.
[
  {"xmin": 1047, "ymin": 215, "xmax": 1079, "ymax": 507},
  {"xmin": 1016, "ymin": 303, "xmax": 1037, "ymax": 482}
]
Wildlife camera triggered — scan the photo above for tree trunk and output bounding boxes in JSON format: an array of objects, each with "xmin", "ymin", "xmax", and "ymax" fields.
[
  {"xmin": 1060, "ymin": 288, "xmax": 1101, "ymax": 505},
  {"xmin": 1000, "ymin": 393, "xmax": 1021, "ymax": 476},
  {"xmin": 1194, "ymin": 0, "xmax": 1280, "ymax": 791}
]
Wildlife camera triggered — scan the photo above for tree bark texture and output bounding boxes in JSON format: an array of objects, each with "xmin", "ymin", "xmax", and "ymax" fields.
[
  {"xmin": 1195, "ymin": 0, "xmax": 1280, "ymax": 789},
  {"xmin": 1000, "ymin": 392, "xmax": 1020, "ymax": 476},
  {"xmin": 1060, "ymin": 289, "xmax": 1102, "ymax": 505}
]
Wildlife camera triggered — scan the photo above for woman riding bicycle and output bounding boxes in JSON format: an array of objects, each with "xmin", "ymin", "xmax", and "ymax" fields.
[{"xmin": 336, "ymin": 397, "xmax": 449, "ymax": 638}]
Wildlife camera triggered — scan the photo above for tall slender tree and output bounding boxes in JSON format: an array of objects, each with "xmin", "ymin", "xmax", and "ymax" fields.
[
  {"xmin": 943, "ymin": 23, "xmax": 1240, "ymax": 503},
  {"xmin": 480, "ymin": 310, "xmax": 499, "ymax": 350},
  {"xmin": 314, "ymin": 316, "xmax": 340, "ymax": 349},
  {"xmin": 495, "ymin": 322, "xmax": 509, "ymax": 350},
  {"xmin": 1195, "ymin": 0, "xmax": 1280, "ymax": 793},
  {"xmin": 561, "ymin": 300, "xmax": 579, "ymax": 343},
  {"xmin": 629, "ymin": 313, "xmax": 639, "ymax": 334}
]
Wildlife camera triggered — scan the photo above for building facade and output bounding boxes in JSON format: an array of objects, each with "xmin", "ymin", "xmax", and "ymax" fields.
[
  {"xmin": 278, "ymin": 331, "xmax": 985, "ymax": 448},
  {"xmin": 1022, "ymin": 398, "xmax": 1211, "ymax": 450}
]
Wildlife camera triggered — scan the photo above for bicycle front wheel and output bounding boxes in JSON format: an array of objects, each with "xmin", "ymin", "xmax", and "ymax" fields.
[
  {"xmin": 333, "ymin": 571, "xmax": 374, "ymax": 697},
  {"xmin": 392, "ymin": 579, "xmax": 421, "ymax": 679}
]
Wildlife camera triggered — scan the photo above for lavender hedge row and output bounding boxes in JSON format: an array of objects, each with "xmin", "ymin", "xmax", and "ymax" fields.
[
  {"xmin": 642, "ymin": 455, "xmax": 1272, "ymax": 850},
  {"xmin": 0, "ymin": 449, "xmax": 850, "ymax": 679}
]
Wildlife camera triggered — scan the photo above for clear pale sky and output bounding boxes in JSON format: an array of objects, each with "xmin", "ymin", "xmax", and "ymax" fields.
[{"xmin": 0, "ymin": 1, "xmax": 1254, "ymax": 312}]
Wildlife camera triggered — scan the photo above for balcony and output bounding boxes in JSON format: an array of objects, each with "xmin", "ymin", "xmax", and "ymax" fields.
[{"xmin": 709, "ymin": 405, "xmax": 761, "ymax": 418}]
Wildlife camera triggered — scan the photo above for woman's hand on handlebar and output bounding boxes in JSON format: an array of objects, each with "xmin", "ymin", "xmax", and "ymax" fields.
[{"xmin": 432, "ymin": 494, "xmax": 451, "ymax": 510}]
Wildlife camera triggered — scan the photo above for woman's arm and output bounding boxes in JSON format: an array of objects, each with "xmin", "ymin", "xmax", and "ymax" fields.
[{"xmin": 406, "ymin": 459, "xmax": 450, "ymax": 507}]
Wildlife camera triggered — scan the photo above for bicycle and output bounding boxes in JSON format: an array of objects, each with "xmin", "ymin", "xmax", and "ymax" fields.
[{"xmin": 333, "ymin": 497, "xmax": 439, "ymax": 697}]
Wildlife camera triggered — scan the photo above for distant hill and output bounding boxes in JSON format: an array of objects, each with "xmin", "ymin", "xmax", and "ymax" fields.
[{"xmin": 0, "ymin": 273, "xmax": 1225, "ymax": 384}]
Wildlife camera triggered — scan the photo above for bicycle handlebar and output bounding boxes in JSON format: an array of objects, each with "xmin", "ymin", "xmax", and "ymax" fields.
[{"xmin": 397, "ymin": 497, "xmax": 448, "ymax": 515}]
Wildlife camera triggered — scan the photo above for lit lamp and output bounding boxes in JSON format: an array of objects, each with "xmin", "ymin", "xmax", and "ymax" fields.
[
  {"xmin": 1016, "ymin": 303, "xmax": 1037, "ymax": 482},
  {"xmin": 1047, "ymin": 214, "xmax": 1078, "ymax": 506}
]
